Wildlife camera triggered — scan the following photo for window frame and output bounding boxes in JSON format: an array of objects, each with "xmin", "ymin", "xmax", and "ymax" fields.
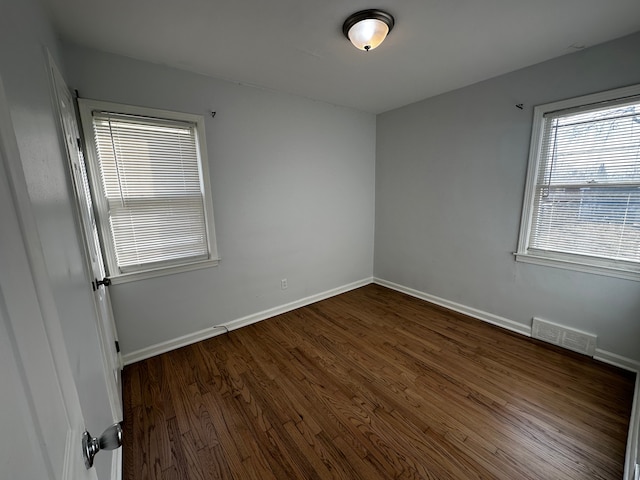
[
  {"xmin": 515, "ymin": 84, "xmax": 640, "ymax": 281},
  {"xmin": 78, "ymin": 99, "xmax": 218, "ymax": 285}
]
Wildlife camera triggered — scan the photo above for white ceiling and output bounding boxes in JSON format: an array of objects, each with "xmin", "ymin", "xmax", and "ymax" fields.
[{"xmin": 41, "ymin": 0, "xmax": 640, "ymax": 114}]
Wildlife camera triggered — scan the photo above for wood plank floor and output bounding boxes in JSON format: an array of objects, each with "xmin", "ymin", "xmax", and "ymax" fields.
[{"xmin": 122, "ymin": 284, "xmax": 636, "ymax": 480}]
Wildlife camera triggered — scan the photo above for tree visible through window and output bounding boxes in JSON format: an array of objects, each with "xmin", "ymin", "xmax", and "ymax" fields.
[{"xmin": 517, "ymin": 85, "xmax": 640, "ymax": 279}]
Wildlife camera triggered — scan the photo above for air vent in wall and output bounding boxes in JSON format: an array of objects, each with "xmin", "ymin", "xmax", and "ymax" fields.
[{"xmin": 531, "ymin": 317, "xmax": 597, "ymax": 356}]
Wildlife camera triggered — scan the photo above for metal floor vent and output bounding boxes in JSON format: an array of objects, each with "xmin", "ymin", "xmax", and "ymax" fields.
[{"xmin": 531, "ymin": 317, "xmax": 597, "ymax": 356}]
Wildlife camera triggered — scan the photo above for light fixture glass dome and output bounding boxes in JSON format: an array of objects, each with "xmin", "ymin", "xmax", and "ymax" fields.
[
  {"xmin": 343, "ymin": 10, "xmax": 395, "ymax": 52},
  {"xmin": 347, "ymin": 18, "xmax": 390, "ymax": 51}
]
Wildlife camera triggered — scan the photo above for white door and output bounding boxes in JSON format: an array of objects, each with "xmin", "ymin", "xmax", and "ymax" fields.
[
  {"xmin": 49, "ymin": 57, "xmax": 123, "ymax": 422},
  {"xmin": 0, "ymin": 74, "xmax": 97, "ymax": 480}
]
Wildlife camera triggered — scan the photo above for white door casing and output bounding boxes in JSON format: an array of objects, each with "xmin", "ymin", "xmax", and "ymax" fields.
[
  {"xmin": 0, "ymin": 73, "xmax": 97, "ymax": 480},
  {"xmin": 48, "ymin": 55, "xmax": 123, "ymax": 423}
]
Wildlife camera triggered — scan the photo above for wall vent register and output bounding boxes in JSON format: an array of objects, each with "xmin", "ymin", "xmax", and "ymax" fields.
[{"xmin": 531, "ymin": 317, "xmax": 597, "ymax": 356}]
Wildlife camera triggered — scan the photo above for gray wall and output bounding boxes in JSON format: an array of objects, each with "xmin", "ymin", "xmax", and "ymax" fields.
[
  {"xmin": 62, "ymin": 44, "xmax": 376, "ymax": 355},
  {"xmin": 0, "ymin": 0, "xmax": 116, "ymax": 476},
  {"xmin": 375, "ymin": 32, "xmax": 640, "ymax": 362}
]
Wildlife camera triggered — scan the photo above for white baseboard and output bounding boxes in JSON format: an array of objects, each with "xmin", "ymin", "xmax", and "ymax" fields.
[
  {"xmin": 122, "ymin": 325, "xmax": 226, "ymax": 365},
  {"xmin": 374, "ymin": 277, "xmax": 640, "ymax": 372},
  {"xmin": 594, "ymin": 350, "xmax": 640, "ymax": 373},
  {"xmin": 374, "ymin": 277, "xmax": 639, "ymax": 480},
  {"xmin": 625, "ymin": 374, "xmax": 640, "ymax": 480},
  {"xmin": 122, "ymin": 277, "xmax": 373, "ymax": 365},
  {"xmin": 122, "ymin": 274, "xmax": 639, "ymax": 479},
  {"xmin": 373, "ymin": 277, "xmax": 532, "ymax": 337}
]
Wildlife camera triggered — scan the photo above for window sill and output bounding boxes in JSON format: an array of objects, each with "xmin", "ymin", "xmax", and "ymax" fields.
[
  {"xmin": 108, "ymin": 258, "xmax": 220, "ymax": 285},
  {"xmin": 514, "ymin": 252, "xmax": 640, "ymax": 282}
]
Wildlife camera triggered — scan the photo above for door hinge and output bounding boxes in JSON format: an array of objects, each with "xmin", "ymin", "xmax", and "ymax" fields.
[
  {"xmin": 95, "ymin": 277, "xmax": 111, "ymax": 288},
  {"xmin": 93, "ymin": 277, "xmax": 111, "ymax": 290},
  {"xmin": 114, "ymin": 341, "xmax": 120, "ymax": 353}
]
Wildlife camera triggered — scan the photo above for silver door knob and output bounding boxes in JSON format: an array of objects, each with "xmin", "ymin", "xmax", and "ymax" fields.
[{"xmin": 82, "ymin": 423, "xmax": 122, "ymax": 469}]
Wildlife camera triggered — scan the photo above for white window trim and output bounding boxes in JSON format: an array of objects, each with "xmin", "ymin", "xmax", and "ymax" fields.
[
  {"xmin": 515, "ymin": 83, "xmax": 640, "ymax": 281},
  {"xmin": 78, "ymin": 99, "xmax": 219, "ymax": 285}
]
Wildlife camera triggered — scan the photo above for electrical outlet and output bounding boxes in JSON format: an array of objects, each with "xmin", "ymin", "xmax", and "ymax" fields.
[{"xmin": 281, "ymin": 278, "xmax": 288, "ymax": 290}]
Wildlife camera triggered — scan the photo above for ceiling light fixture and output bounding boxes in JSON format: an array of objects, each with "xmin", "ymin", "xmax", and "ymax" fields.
[{"xmin": 342, "ymin": 9, "xmax": 395, "ymax": 52}]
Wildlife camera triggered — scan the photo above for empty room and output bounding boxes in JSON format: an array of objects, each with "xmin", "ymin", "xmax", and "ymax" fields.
[{"xmin": 1, "ymin": 0, "xmax": 639, "ymax": 479}]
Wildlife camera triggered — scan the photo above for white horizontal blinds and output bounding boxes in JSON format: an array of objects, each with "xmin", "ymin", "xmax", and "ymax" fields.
[
  {"xmin": 529, "ymin": 98, "xmax": 640, "ymax": 264},
  {"xmin": 92, "ymin": 112, "xmax": 209, "ymax": 273}
]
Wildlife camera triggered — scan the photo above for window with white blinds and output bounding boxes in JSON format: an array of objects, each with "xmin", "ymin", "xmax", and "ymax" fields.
[
  {"xmin": 517, "ymin": 85, "xmax": 640, "ymax": 280},
  {"xmin": 78, "ymin": 100, "xmax": 218, "ymax": 282}
]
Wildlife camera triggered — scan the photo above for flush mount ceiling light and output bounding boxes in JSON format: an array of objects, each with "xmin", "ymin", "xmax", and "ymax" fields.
[{"xmin": 342, "ymin": 9, "xmax": 395, "ymax": 52}]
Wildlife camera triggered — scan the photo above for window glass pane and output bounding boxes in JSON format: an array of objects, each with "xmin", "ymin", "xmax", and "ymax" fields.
[
  {"xmin": 92, "ymin": 113, "xmax": 209, "ymax": 272},
  {"xmin": 538, "ymin": 102, "xmax": 640, "ymax": 186},
  {"xmin": 529, "ymin": 97, "xmax": 640, "ymax": 267},
  {"xmin": 530, "ymin": 185, "xmax": 640, "ymax": 261}
]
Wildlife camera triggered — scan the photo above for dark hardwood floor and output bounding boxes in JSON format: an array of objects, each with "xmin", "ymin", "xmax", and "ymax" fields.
[{"xmin": 122, "ymin": 284, "xmax": 635, "ymax": 479}]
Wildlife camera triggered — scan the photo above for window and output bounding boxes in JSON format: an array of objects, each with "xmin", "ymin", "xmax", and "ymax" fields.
[
  {"xmin": 516, "ymin": 84, "xmax": 640, "ymax": 280},
  {"xmin": 78, "ymin": 99, "xmax": 218, "ymax": 283}
]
